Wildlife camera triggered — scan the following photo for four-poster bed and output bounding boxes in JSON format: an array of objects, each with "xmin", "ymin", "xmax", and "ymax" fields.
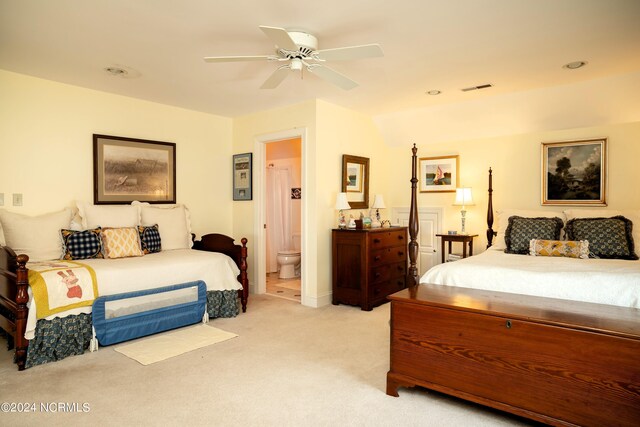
[{"xmin": 390, "ymin": 144, "xmax": 640, "ymax": 427}]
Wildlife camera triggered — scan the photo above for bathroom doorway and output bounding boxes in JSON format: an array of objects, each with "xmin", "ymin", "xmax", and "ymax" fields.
[{"xmin": 265, "ymin": 137, "xmax": 302, "ymax": 302}]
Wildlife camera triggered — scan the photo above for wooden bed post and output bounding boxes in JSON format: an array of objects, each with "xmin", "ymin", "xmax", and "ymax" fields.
[
  {"xmin": 239, "ymin": 238, "xmax": 248, "ymax": 313},
  {"xmin": 15, "ymin": 254, "xmax": 29, "ymax": 371},
  {"xmin": 407, "ymin": 144, "xmax": 420, "ymax": 287},
  {"xmin": 486, "ymin": 167, "xmax": 496, "ymax": 248}
]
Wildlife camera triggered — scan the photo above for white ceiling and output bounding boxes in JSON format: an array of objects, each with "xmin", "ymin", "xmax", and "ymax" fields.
[{"xmin": 1, "ymin": 0, "xmax": 640, "ymax": 119}]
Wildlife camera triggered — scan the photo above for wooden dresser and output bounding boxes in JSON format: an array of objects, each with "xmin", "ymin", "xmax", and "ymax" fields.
[
  {"xmin": 387, "ymin": 285, "xmax": 640, "ymax": 427},
  {"xmin": 332, "ymin": 227, "xmax": 407, "ymax": 311}
]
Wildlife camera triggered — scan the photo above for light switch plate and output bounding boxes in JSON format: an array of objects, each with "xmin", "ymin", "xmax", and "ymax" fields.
[
  {"xmin": 13, "ymin": 193, "xmax": 23, "ymax": 206},
  {"xmin": 0, "ymin": 193, "xmax": 4, "ymax": 206}
]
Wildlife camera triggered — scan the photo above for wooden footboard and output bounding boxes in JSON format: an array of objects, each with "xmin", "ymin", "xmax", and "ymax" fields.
[
  {"xmin": 0, "ymin": 246, "xmax": 30, "ymax": 370},
  {"xmin": 193, "ymin": 233, "xmax": 249, "ymax": 313}
]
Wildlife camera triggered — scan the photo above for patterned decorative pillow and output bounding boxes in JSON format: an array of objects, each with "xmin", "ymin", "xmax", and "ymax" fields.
[
  {"xmin": 102, "ymin": 227, "xmax": 144, "ymax": 259},
  {"xmin": 529, "ymin": 239, "xmax": 589, "ymax": 259},
  {"xmin": 61, "ymin": 228, "xmax": 104, "ymax": 260},
  {"xmin": 504, "ymin": 216, "xmax": 564, "ymax": 254},
  {"xmin": 565, "ymin": 216, "xmax": 638, "ymax": 260},
  {"xmin": 138, "ymin": 224, "xmax": 162, "ymax": 254}
]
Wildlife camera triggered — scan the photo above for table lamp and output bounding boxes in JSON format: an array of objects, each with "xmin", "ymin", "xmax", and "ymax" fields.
[
  {"xmin": 453, "ymin": 187, "xmax": 475, "ymax": 234},
  {"xmin": 371, "ymin": 194, "xmax": 386, "ymax": 228},
  {"xmin": 335, "ymin": 192, "xmax": 351, "ymax": 229}
]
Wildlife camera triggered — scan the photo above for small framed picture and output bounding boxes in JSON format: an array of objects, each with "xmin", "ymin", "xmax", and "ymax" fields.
[
  {"xmin": 541, "ymin": 138, "xmax": 607, "ymax": 206},
  {"xmin": 233, "ymin": 153, "xmax": 253, "ymax": 201},
  {"xmin": 419, "ymin": 155, "xmax": 459, "ymax": 193}
]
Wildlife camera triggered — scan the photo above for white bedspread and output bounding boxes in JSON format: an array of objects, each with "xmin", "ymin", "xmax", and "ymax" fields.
[
  {"xmin": 26, "ymin": 249, "xmax": 241, "ymax": 339},
  {"xmin": 420, "ymin": 248, "xmax": 640, "ymax": 309}
]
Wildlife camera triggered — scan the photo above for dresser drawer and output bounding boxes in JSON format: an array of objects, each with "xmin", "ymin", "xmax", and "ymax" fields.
[
  {"xmin": 370, "ymin": 261, "xmax": 406, "ymax": 284},
  {"xmin": 370, "ymin": 278, "xmax": 406, "ymax": 302},
  {"xmin": 371, "ymin": 247, "xmax": 406, "ymax": 267},
  {"xmin": 369, "ymin": 230, "xmax": 406, "ymax": 249}
]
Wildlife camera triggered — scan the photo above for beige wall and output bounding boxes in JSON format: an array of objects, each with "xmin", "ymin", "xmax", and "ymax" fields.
[
  {"xmin": 0, "ymin": 70, "xmax": 234, "ymax": 236},
  {"xmin": 232, "ymin": 99, "xmax": 390, "ymax": 305},
  {"xmin": 386, "ymin": 121, "xmax": 640, "ymax": 250},
  {"xmin": 232, "ymin": 100, "xmax": 317, "ymax": 300},
  {"xmin": 5, "ymin": 69, "xmax": 640, "ymax": 307}
]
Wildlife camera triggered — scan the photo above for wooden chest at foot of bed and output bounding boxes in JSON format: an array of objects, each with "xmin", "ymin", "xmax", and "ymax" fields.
[{"xmin": 386, "ymin": 285, "xmax": 640, "ymax": 427}]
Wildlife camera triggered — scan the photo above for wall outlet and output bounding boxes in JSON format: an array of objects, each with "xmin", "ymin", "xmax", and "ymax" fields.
[
  {"xmin": 13, "ymin": 193, "xmax": 23, "ymax": 206},
  {"xmin": 0, "ymin": 193, "xmax": 4, "ymax": 206}
]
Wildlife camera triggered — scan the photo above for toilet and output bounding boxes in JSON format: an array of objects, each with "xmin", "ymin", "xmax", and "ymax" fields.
[{"xmin": 277, "ymin": 234, "xmax": 301, "ymax": 279}]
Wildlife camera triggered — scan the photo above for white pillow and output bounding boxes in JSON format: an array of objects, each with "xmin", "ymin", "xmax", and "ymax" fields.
[
  {"xmin": 0, "ymin": 208, "xmax": 73, "ymax": 261},
  {"xmin": 139, "ymin": 204, "xmax": 192, "ymax": 250},
  {"xmin": 564, "ymin": 209, "xmax": 640, "ymax": 250},
  {"xmin": 493, "ymin": 209, "xmax": 566, "ymax": 250},
  {"xmin": 77, "ymin": 202, "xmax": 140, "ymax": 229}
]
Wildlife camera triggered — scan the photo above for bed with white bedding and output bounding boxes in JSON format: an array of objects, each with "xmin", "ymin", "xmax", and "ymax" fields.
[
  {"xmin": 0, "ymin": 201, "xmax": 250, "ymax": 370},
  {"xmin": 421, "ymin": 247, "xmax": 640, "ymax": 309},
  {"xmin": 25, "ymin": 248, "xmax": 242, "ymax": 339},
  {"xmin": 392, "ymin": 147, "xmax": 640, "ymax": 427}
]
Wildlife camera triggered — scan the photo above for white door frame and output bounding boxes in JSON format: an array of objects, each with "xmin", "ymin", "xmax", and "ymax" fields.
[{"xmin": 254, "ymin": 128, "xmax": 311, "ymax": 306}]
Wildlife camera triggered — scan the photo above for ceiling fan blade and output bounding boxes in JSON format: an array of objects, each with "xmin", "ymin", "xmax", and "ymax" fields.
[
  {"xmin": 203, "ymin": 55, "xmax": 272, "ymax": 63},
  {"xmin": 309, "ymin": 65, "xmax": 358, "ymax": 90},
  {"xmin": 315, "ymin": 44, "xmax": 384, "ymax": 61},
  {"xmin": 260, "ymin": 66, "xmax": 290, "ymax": 89},
  {"xmin": 259, "ymin": 26, "xmax": 299, "ymax": 52}
]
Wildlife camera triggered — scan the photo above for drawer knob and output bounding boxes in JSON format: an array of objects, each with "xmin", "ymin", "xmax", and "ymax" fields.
[
  {"xmin": 373, "ymin": 238, "xmax": 381, "ymax": 243},
  {"xmin": 374, "ymin": 272, "xmax": 381, "ymax": 278},
  {"xmin": 398, "ymin": 251, "xmax": 404, "ymax": 257},
  {"xmin": 398, "ymin": 235, "xmax": 404, "ymax": 240},
  {"xmin": 374, "ymin": 255, "xmax": 381, "ymax": 261},
  {"xmin": 506, "ymin": 320, "xmax": 512, "ymax": 329}
]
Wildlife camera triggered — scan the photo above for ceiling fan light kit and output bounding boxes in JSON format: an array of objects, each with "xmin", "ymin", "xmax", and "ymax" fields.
[{"xmin": 204, "ymin": 25, "xmax": 383, "ymax": 90}]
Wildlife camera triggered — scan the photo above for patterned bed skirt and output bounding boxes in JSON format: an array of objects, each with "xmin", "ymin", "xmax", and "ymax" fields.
[{"xmin": 25, "ymin": 290, "xmax": 239, "ymax": 369}]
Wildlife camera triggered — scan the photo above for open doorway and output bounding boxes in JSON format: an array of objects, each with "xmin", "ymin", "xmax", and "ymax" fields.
[{"xmin": 264, "ymin": 138, "xmax": 302, "ymax": 302}]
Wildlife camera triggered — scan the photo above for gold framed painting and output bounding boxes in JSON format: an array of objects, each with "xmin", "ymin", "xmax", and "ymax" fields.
[
  {"xmin": 419, "ymin": 155, "xmax": 459, "ymax": 193},
  {"xmin": 541, "ymin": 138, "xmax": 607, "ymax": 206}
]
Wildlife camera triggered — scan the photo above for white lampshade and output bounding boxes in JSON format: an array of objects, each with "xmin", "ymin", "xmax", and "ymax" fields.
[
  {"xmin": 453, "ymin": 187, "xmax": 475, "ymax": 207},
  {"xmin": 335, "ymin": 192, "xmax": 351, "ymax": 210},
  {"xmin": 371, "ymin": 194, "xmax": 386, "ymax": 209}
]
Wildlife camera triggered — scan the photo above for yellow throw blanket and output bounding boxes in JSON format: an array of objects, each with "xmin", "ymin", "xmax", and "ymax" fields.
[{"xmin": 28, "ymin": 261, "xmax": 99, "ymax": 319}]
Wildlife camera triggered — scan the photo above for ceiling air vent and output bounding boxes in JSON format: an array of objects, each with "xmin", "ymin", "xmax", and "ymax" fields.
[{"xmin": 461, "ymin": 83, "xmax": 493, "ymax": 92}]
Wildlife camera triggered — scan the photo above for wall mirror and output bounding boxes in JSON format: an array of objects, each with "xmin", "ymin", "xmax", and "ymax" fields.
[{"xmin": 341, "ymin": 154, "xmax": 370, "ymax": 209}]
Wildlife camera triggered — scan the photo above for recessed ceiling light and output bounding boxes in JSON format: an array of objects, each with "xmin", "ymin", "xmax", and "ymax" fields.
[
  {"xmin": 563, "ymin": 61, "xmax": 587, "ymax": 70},
  {"xmin": 103, "ymin": 64, "xmax": 141, "ymax": 79},
  {"xmin": 426, "ymin": 90, "xmax": 441, "ymax": 95},
  {"xmin": 104, "ymin": 67, "xmax": 128, "ymax": 76}
]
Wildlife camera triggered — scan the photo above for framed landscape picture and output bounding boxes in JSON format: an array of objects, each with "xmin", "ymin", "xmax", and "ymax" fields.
[
  {"xmin": 93, "ymin": 134, "xmax": 176, "ymax": 204},
  {"xmin": 541, "ymin": 138, "xmax": 607, "ymax": 206},
  {"xmin": 419, "ymin": 155, "xmax": 459, "ymax": 193}
]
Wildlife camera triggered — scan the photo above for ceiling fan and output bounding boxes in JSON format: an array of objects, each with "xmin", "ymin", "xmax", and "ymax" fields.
[{"xmin": 203, "ymin": 26, "xmax": 384, "ymax": 90}]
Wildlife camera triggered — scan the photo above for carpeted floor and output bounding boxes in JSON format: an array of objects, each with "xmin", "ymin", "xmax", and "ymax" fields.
[{"xmin": 0, "ymin": 295, "xmax": 536, "ymax": 426}]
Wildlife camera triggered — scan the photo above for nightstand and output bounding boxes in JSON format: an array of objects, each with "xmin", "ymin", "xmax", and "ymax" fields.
[{"xmin": 436, "ymin": 234, "xmax": 478, "ymax": 263}]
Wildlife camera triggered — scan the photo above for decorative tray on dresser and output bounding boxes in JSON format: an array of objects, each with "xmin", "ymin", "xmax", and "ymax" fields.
[{"xmin": 332, "ymin": 226, "xmax": 407, "ymax": 311}]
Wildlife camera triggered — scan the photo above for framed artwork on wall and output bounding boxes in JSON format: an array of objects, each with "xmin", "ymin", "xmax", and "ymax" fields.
[
  {"xmin": 342, "ymin": 154, "xmax": 369, "ymax": 209},
  {"xmin": 233, "ymin": 153, "xmax": 253, "ymax": 201},
  {"xmin": 541, "ymin": 138, "xmax": 607, "ymax": 206},
  {"xmin": 419, "ymin": 155, "xmax": 459, "ymax": 193},
  {"xmin": 93, "ymin": 134, "xmax": 176, "ymax": 204}
]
